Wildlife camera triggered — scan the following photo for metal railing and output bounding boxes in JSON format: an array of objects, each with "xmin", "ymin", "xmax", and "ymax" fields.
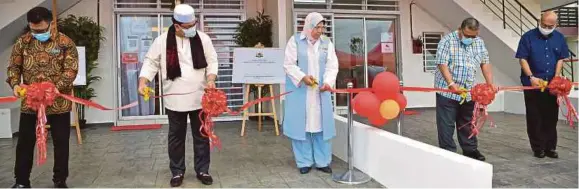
[{"xmin": 479, "ymin": 0, "xmax": 577, "ymax": 83}]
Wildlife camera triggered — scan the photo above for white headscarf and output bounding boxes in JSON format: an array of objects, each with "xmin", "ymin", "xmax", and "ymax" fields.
[{"xmin": 302, "ymin": 12, "xmax": 325, "ymax": 43}]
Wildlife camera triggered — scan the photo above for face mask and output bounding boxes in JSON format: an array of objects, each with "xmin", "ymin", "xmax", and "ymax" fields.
[
  {"xmin": 461, "ymin": 38, "xmax": 473, "ymax": 46},
  {"xmin": 538, "ymin": 26, "xmax": 554, "ymax": 36},
  {"xmin": 33, "ymin": 31, "xmax": 51, "ymax": 42},
  {"xmin": 182, "ymin": 27, "xmax": 197, "ymax": 38}
]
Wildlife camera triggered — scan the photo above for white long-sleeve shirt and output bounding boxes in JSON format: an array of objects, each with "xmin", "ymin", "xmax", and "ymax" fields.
[
  {"xmin": 283, "ymin": 34, "xmax": 339, "ymax": 133},
  {"xmin": 139, "ymin": 31, "xmax": 218, "ymax": 112}
]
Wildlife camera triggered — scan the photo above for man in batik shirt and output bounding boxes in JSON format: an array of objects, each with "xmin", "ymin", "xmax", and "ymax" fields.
[{"xmin": 6, "ymin": 6, "xmax": 78, "ymax": 188}]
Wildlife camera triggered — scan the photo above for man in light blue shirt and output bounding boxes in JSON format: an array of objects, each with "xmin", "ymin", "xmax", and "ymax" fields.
[{"xmin": 434, "ymin": 18, "xmax": 495, "ymax": 161}]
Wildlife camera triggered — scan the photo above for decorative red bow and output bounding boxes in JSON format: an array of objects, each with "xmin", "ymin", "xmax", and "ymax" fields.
[
  {"xmin": 460, "ymin": 83, "xmax": 497, "ymax": 138},
  {"xmin": 21, "ymin": 82, "xmax": 59, "ymax": 166},
  {"xmin": 548, "ymin": 76, "xmax": 578, "ymax": 128}
]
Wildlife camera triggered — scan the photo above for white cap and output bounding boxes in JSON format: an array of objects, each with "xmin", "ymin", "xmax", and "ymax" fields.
[{"xmin": 173, "ymin": 4, "xmax": 195, "ymax": 23}]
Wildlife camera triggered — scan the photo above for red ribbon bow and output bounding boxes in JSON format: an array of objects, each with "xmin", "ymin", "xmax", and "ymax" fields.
[
  {"xmin": 460, "ymin": 83, "xmax": 497, "ymax": 138},
  {"xmin": 21, "ymin": 82, "xmax": 59, "ymax": 166},
  {"xmin": 548, "ymin": 76, "xmax": 578, "ymax": 128}
]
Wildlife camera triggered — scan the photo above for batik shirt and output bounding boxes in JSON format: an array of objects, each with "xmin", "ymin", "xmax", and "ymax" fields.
[{"xmin": 6, "ymin": 32, "xmax": 79, "ymax": 114}]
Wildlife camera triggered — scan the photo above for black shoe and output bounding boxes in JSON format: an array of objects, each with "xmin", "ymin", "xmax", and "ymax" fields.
[
  {"xmin": 170, "ymin": 174, "xmax": 184, "ymax": 187},
  {"xmin": 463, "ymin": 150, "xmax": 486, "ymax": 161},
  {"xmin": 299, "ymin": 167, "xmax": 312, "ymax": 174},
  {"xmin": 196, "ymin": 172, "xmax": 213, "ymax": 185},
  {"xmin": 534, "ymin": 150, "xmax": 546, "ymax": 158},
  {"xmin": 545, "ymin": 150, "xmax": 558, "ymax": 158},
  {"xmin": 53, "ymin": 179, "xmax": 68, "ymax": 188},
  {"xmin": 316, "ymin": 166, "xmax": 332, "ymax": 173},
  {"xmin": 10, "ymin": 184, "xmax": 30, "ymax": 188}
]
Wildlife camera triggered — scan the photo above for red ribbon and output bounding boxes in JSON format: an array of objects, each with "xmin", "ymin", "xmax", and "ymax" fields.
[
  {"xmin": 5, "ymin": 82, "xmax": 193, "ymax": 166},
  {"xmin": 1, "ymin": 80, "xmax": 576, "ymax": 161}
]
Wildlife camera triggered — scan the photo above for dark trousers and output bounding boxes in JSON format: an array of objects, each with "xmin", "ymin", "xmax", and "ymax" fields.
[
  {"xmin": 14, "ymin": 112, "xmax": 71, "ymax": 185},
  {"xmin": 523, "ymin": 90, "xmax": 559, "ymax": 152},
  {"xmin": 435, "ymin": 94, "xmax": 478, "ymax": 152},
  {"xmin": 166, "ymin": 109, "xmax": 210, "ymax": 176}
]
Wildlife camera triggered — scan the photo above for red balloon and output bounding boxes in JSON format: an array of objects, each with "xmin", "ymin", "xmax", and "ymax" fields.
[
  {"xmin": 372, "ymin": 72, "xmax": 400, "ymax": 101},
  {"xmin": 368, "ymin": 115, "xmax": 388, "ymax": 127},
  {"xmin": 394, "ymin": 93, "xmax": 407, "ymax": 110},
  {"xmin": 352, "ymin": 91, "xmax": 380, "ymax": 118}
]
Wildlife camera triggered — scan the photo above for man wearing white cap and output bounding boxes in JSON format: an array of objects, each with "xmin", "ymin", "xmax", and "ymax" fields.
[{"xmin": 138, "ymin": 4, "xmax": 218, "ymax": 187}]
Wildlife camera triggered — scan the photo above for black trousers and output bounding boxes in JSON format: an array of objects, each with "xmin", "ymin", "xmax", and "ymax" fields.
[
  {"xmin": 14, "ymin": 112, "xmax": 71, "ymax": 185},
  {"xmin": 523, "ymin": 90, "xmax": 559, "ymax": 152},
  {"xmin": 435, "ymin": 94, "xmax": 478, "ymax": 152},
  {"xmin": 166, "ymin": 109, "xmax": 210, "ymax": 176}
]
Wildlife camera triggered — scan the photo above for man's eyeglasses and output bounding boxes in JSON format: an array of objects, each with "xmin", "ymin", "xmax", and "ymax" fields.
[{"xmin": 30, "ymin": 25, "xmax": 50, "ymax": 34}]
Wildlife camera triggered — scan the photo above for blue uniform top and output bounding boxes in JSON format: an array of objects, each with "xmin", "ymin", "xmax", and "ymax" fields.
[{"xmin": 515, "ymin": 28, "xmax": 569, "ymax": 86}]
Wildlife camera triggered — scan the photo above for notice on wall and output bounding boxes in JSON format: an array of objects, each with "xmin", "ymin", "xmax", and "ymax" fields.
[
  {"xmin": 381, "ymin": 32, "xmax": 394, "ymax": 43},
  {"xmin": 73, "ymin": 46, "xmax": 86, "ymax": 86},
  {"xmin": 232, "ymin": 48, "xmax": 285, "ymax": 84},
  {"xmin": 122, "ymin": 53, "xmax": 139, "ymax": 64},
  {"xmin": 381, "ymin": 42, "xmax": 394, "ymax": 53}
]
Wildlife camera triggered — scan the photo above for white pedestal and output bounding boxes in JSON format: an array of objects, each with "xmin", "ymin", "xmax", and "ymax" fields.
[{"xmin": 0, "ymin": 107, "xmax": 20, "ymax": 138}]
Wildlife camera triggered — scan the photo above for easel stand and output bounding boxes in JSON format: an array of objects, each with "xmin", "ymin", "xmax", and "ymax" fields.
[
  {"xmin": 240, "ymin": 84, "xmax": 280, "ymax": 136},
  {"xmin": 71, "ymin": 88, "xmax": 82, "ymax": 144},
  {"xmin": 333, "ymin": 82, "xmax": 371, "ymax": 184}
]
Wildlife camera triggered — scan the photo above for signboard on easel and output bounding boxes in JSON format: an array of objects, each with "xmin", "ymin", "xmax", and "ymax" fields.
[
  {"xmin": 232, "ymin": 46, "xmax": 284, "ymax": 136},
  {"xmin": 232, "ymin": 48, "xmax": 285, "ymax": 84},
  {"xmin": 73, "ymin": 46, "xmax": 86, "ymax": 86}
]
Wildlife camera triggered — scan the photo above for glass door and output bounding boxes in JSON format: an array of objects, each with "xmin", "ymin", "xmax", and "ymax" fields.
[
  {"xmin": 333, "ymin": 16, "xmax": 398, "ymax": 109},
  {"xmin": 117, "ymin": 14, "xmax": 161, "ymax": 118},
  {"xmin": 333, "ymin": 18, "xmax": 365, "ymax": 107}
]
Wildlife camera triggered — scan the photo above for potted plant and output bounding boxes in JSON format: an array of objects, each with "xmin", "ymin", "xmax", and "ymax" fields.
[
  {"xmin": 233, "ymin": 11, "xmax": 273, "ymax": 121},
  {"xmin": 57, "ymin": 15, "xmax": 105, "ymax": 128},
  {"xmin": 412, "ymin": 36, "xmax": 423, "ymax": 54}
]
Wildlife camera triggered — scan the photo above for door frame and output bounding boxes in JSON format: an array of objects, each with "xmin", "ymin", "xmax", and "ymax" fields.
[{"xmin": 331, "ymin": 14, "xmax": 401, "ymax": 113}]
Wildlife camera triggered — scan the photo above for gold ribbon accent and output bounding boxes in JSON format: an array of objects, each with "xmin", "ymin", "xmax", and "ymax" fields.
[
  {"xmin": 458, "ymin": 87, "xmax": 468, "ymax": 105},
  {"xmin": 143, "ymin": 87, "xmax": 154, "ymax": 102}
]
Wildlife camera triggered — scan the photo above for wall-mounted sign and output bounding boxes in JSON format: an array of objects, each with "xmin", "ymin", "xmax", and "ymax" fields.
[
  {"xmin": 122, "ymin": 53, "xmax": 139, "ymax": 64},
  {"xmin": 381, "ymin": 42, "xmax": 394, "ymax": 53}
]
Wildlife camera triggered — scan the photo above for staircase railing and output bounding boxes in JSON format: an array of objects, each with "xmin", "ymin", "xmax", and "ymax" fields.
[{"xmin": 478, "ymin": 0, "xmax": 577, "ymax": 84}]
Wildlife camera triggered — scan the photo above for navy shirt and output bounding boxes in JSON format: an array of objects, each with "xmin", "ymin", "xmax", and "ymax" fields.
[{"xmin": 515, "ymin": 28, "xmax": 569, "ymax": 86}]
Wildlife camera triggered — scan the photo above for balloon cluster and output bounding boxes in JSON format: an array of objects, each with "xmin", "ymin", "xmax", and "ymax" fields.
[{"xmin": 352, "ymin": 72, "xmax": 407, "ymax": 127}]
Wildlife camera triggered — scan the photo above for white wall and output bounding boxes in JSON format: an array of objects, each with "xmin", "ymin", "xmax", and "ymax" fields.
[
  {"xmin": 58, "ymin": 0, "xmax": 116, "ymax": 124},
  {"xmin": 399, "ymin": 0, "xmax": 449, "ymax": 108},
  {"xmin": 519, "ymin": 0, "xmax": 542, "ymax": 18},
  {"xmin": 0, "ymin": 0, "xmax": 45, "ymax": 29},
  {"xmin": 332, "ymin": 115, "xmax": 494, "ymax": 188},
  {"xmin": 540, "ymin": 0, "xmax": 577, "ymax": 10}
]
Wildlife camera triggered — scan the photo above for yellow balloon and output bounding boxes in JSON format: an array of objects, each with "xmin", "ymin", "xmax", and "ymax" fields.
[{"xmin": 379, "ymin": 100, "xmax": 400, "ymax": 119}]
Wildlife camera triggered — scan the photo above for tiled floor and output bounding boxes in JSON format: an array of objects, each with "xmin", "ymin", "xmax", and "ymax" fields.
[
  {"xmin": 353, "ymin": 109, "xmax": 578, "ymax": 188},
  {"xmin": 0, "ymin": 121, "xmax": 383, "ymax": 188},
  {"xmin": 0, "ymin": 109, "xmax": 576, "ymax": 188}
]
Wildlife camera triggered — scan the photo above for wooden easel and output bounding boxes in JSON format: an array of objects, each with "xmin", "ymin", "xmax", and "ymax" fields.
[
  {"xmin": 240, "ymin": 43, "xmax": 280, "ymax": 136},
  {"xmin": 44, "ymin": 0, "xmax": 83, "ymax": 144}
]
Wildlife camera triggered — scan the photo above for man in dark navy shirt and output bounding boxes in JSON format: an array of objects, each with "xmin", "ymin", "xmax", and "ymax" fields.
[{"xmin": 515, "ymin": 11, "xmax": 569, "ymax": 159}]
